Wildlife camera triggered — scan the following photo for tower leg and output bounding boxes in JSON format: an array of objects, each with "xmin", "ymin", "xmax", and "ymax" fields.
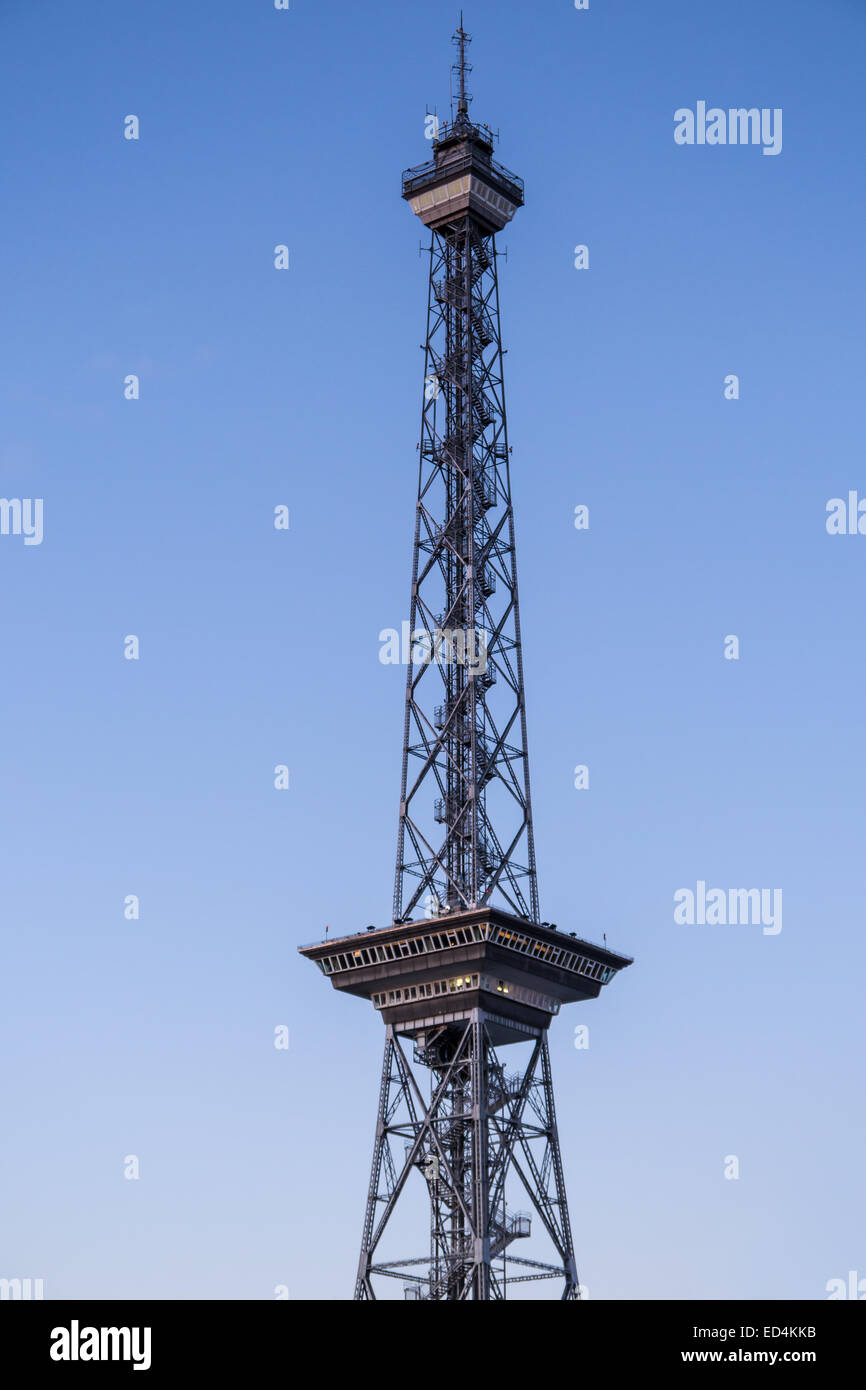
[
  {"xmin": 538, "ymin": 1036, "xmax": 580, "ymax": 1300},
  {"xmin": 505, "ymin": 1034, "xmax": 580, "ymax": 1299},
  {"xmin": 354, "ymin": 1028, "xmax": 398, "ymax": 1300},
  {"xmin": 470, "ymin": 1014, "xmax": 491, "ymax": 1300}
]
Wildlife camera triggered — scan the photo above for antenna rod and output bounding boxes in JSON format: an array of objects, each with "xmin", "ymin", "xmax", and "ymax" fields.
[{"xmin": 452, "ymin": 12, "xmax": 471, "ymax": 122}]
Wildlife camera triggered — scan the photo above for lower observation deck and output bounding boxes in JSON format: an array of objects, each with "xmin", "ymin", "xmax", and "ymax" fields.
[{"xmin": 299, "ymin": 906, "xmax": 632, "ymax": 1045}]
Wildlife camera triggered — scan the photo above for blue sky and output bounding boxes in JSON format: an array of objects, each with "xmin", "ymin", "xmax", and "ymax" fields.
[{"xmin": 1, "ymin": 0, "xmax": 864, "ymax": 1299}]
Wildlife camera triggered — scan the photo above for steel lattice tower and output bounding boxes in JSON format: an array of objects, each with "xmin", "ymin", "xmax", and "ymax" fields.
[
  {"xmin": 300, "ymin": 20, "xmax": 632, "ymax": 1301},
  {"xmin": 393, "ymin": 26, "xmax": 536, "ymax": 929}
]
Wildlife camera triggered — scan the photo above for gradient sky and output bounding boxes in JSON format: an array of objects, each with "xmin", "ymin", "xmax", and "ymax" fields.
[{"xmin": 1, "ymin": 0, "xmax": 864, "ymax": 1300}]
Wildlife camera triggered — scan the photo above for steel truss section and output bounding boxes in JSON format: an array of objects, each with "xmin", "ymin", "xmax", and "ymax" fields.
[
  {"xmin": 393, "ymin": 217, "xmax": 539, "ymax": 926},
  {"xmin": 354, "ymin": 1015, "xmax": 580, "ymax": 1301}
]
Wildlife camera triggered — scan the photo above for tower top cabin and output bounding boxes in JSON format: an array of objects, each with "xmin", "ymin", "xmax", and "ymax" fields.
[{"xmin": 401, "ymin": 20, "xmax": 523, "ymax": 234}]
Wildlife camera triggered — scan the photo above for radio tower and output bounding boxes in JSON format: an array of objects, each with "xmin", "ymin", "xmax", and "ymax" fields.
[{"xmin": 300, "ymin": 18, "xmax": 632, "ymax": 1301}]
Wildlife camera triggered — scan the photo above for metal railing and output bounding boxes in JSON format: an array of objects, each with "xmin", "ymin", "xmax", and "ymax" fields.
[{"xmin": 402, "ymin": 147, "xmax": 524, "ymax": 203}]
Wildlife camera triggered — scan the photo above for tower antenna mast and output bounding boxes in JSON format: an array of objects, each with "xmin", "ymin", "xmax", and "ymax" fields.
[{"xmin": 452, "ymin": 12, "xmax": 472, "ymax": 122}]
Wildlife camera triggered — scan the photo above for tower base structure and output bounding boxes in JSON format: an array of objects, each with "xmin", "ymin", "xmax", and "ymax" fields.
[{"xmin": 300, "ymin": 910, "xmax": 631, "ymax": 1300}]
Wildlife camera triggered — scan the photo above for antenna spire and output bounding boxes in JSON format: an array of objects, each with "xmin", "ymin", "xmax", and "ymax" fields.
[{"xmin": 452, "ymin": 13, "xmax": 472, "ymax": 122}]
